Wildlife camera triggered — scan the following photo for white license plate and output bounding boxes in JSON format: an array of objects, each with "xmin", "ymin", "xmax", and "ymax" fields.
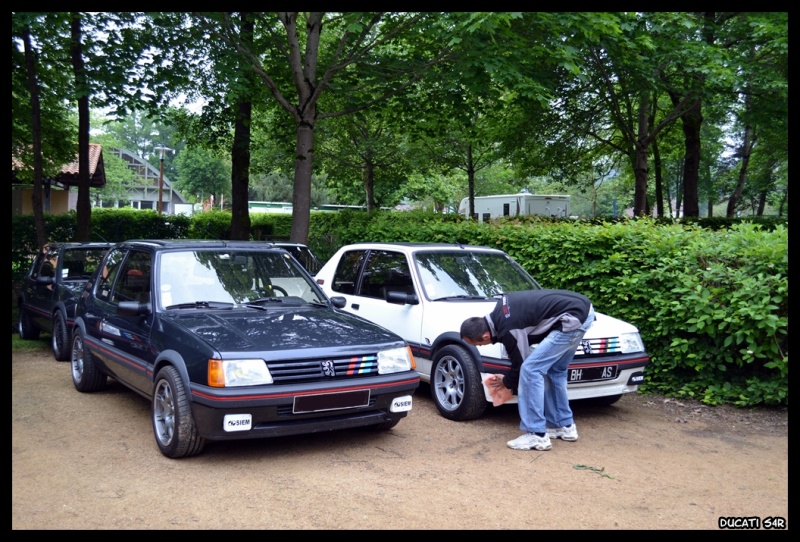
[
  {"xmin": 390, "ymin": 395, "xmax": 413, "ymax": 413},
  {"xmin": 223, "ymin": 413, "xmax": 252, "ymax": 432}
]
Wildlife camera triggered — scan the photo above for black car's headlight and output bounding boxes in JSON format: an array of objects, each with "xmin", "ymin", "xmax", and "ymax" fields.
[
  {"xmin": 208, "ymin": 359, "xmax": 273, "ymax": 387},
  {"xmin": 377, "ymin": 346, "xmax": 416, "ymax": 374}
]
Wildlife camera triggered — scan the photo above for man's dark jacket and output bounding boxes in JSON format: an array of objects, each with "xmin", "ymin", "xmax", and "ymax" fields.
[{"xmin": 483, "ymin": 290, "xmax": 592, "ymax": 392}]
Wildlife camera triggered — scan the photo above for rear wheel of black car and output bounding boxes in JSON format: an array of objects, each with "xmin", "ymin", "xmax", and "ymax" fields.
[
  {"xmin": 152, "ymin": 366, "xmax": 206, "ymax": 458},
  {"xmin": 431, "ymin": 344, "xmax": 487, "ymax": 421},
  {"xmin": 18, "ymin": 308, "xmax": 40, "ymax": 340},
  {"xmin": 51, "ymin": 311, "xmax": 70, "ymax": 361},
  {"xmin": 70, "ymin": 330, "xmax": 107, "ymax": 392}
]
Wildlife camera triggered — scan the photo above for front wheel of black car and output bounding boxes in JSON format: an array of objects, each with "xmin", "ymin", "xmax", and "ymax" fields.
[
  {"xmin": 51, "ymin": 311, "xmax": 70, "ymax": 361},
  {"xmin": 431, "ymin": 344, "xmax": 487, "ymax": 421},
  {"xmin": 71, "ymin": 330, "xmax": 107, "ymax": 392},
  {"xmin": 152, "ymin": 366, "xmax": 206, "ymax": 458},
  {"xmin": 18, "ymin": 308, "xmax": 40, "ymax": 340}
]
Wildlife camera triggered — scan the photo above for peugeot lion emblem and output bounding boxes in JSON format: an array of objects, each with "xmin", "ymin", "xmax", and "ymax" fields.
[
  {"xmin": 581, "ymin": 339, "xmax": 593, "ymax": 355},
  {"xmin": 322, "ymin": 360, "xmax": 336, "ymax": 377}
]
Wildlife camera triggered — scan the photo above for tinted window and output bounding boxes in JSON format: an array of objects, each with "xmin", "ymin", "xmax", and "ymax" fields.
[
  {"xmin": 95, "ymin": 248, "xmax": 127, "ymax": 303},
  {"xmin": 62, "ymin": 248, "xmax": 108, "ymax": 280},
  {"xmin": 359, "ymin": 250, "xmax": 413, "ymax": 299},
  {"xmin": 112, "ymin": 251, "xmax": 152, "ymax": 304},
  {"xmin": 331, "ymin": 250, "xmax": 366, "ymax": 295}
]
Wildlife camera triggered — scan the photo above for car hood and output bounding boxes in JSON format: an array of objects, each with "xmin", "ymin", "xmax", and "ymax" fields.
[
  {"xmin": 160, "ymin": 307, "xmax": 404, "ymax": 355},
  {"xmin": 587, "ymin": 311, "xmax": 639, "ymax": 337}
]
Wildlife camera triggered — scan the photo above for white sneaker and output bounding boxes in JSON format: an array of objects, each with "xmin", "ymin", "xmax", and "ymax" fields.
[
  {"xmin": 546, "ymin": 423, "xmax": 579, "ymax": 442},
  {"xmin": 507, "ymin": 433, "xmax": 552, "ymax": 451}
]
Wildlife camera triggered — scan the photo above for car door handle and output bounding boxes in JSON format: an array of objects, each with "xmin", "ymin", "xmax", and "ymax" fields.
[{"xmin": 351, "ymin": 303, "xmax": 360, "ymax": 310}]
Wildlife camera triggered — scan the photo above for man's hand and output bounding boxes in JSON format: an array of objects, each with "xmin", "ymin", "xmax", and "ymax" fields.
[{"xmin": 482, "ymin": 374, "xmax": 513, "ymax": 406}]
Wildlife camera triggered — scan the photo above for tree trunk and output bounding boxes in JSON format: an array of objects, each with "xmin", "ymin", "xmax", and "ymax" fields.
[
  {"xmin": 632, "ymin": 94, "xmax": 650, "ymax": 216},
  {"xmin": 290, "ymin": 120, "xmax": 314, "ymax": 244},
  {"xmin": 363, "ymin": 157, "xmax": 376, "ymax": 211},
  {"xmin": 230, "ymin": 99, "xmax": 252, "ymax": 239},
  {"xmin": 229, "ymin": 13, "xmax": 254, "ymax": 240},
  {"xmin": 23, "ymin": 25, "xmax": 47, "ymax": 251},
  {"xmin": 466, "ymin": 144, "xmax": 475, "ymax": 219},
  {"xmin": 70, "ymin": 14, "xmax": 91, "ymax": 242},
  {"xmin": 652, "ymin": 136, "xmax": 664, "ymax": 217},
  {"xmin": 726, "ymin": 122, "xmax": 754, "ymax": 217},
  {"xmin": 677, "ymin": 98, "xmax": 702, "ymax": 218},
  {"xmin": 756, "ymin": 191, "xmax": 767, "ymax": 216}
]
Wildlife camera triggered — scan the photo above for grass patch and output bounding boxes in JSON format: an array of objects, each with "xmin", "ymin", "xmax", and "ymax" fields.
[{"xmin": 12, "ymin": 334, "xmax": 50, "ymax": 354}]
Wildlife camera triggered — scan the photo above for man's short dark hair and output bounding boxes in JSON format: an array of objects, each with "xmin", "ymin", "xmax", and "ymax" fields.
[{"xmin": 460, "ymin": 317, "xmax": 488, "ymax": 341}]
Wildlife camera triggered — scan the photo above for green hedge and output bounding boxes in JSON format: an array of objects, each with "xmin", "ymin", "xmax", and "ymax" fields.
[{"xmin": 12, "ymin": 209, "xmax": 787, "ymax": 407}]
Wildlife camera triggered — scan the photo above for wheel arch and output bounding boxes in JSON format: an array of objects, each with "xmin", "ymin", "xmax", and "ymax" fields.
[
  {"xmin": 51, "ymin": 302, "xmax": 68, "ymax": 321},
  {"xmin": 430, "ymin": 331, "xmax": 487, "ymax": 372},
  {"xmin": 72, "ymin": 316, "xmax": 88, "ymax": 337},
  {"xmin": 152, "ymin": 350, "xmax": 193, "ymax": 392}
]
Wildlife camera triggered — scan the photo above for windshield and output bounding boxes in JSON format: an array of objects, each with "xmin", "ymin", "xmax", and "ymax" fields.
[
  {"xmin": 158, "ymin": 249, "xmax": 328, "ymax": 309},
  {"xmin": 413, "ymin": 250, "xmax": 541, "ymax": 300}
]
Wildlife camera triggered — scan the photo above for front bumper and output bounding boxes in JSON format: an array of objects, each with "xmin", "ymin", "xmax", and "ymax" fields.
[{"xmin": 189, "ymin": 374, "xmax": 419, "ymax": 441}]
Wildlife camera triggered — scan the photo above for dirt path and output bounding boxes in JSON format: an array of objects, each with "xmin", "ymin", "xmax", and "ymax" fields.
[{"xmin": 12, "ymin": 350, "xmax": 788, "ymax": 530}]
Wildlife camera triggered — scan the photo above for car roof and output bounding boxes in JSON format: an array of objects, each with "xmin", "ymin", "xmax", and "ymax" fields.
[
  {"xmin": 335, "ymin": 242, "xmax": 504, "ymax": 252},
  {"xmin": 46, "ymin": 242, "xmax": 114, "ymax": 250},
  {"xmin": 116, "ymin": 239, "xmax": 294, "ymax": 251}
]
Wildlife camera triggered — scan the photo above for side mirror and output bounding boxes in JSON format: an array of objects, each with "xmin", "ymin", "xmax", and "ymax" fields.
[
  {"xmin": 385, "ymin": 291, "xmax": 419, "ymax": 306},
  {"xmin": 117, "ymin": 300, "xmax": 152, "ymax": 316}
]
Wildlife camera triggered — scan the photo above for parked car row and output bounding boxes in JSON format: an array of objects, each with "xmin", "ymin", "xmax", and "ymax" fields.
[{"xmin": 18, "ymin": 238, "xmax": 649, "ymax": 458}]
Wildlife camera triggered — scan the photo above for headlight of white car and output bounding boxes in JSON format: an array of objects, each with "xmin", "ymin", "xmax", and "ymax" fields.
[
  {"xmin": 377, "ymin": 346, "xmax": 415, "ymax": 374},
  {"xmin": 619, "ymin": 332, "xmax": 645, "ymax": 354},
  {"xmin": 209, "ymin": 359, "xmax": 274, "ymax": 387}
]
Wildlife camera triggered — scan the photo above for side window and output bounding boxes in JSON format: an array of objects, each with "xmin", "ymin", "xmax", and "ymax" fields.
[
  {"xmin": 359, "ymin": 250, "xmax": 413, "ymax": 300},
  {"xmin": 331, "ymin": 250, "xmax": 366, "ymax": 295},
  {"xmin": 95, "ymin": 248, "xmax": 127, "ymax": 303},
  {"xmin": 29, "ymin": 253, "xmax": 47, "ymax": 280},
  {"xmin": 112, "ymin": 251, "xmax": 152, "ymax": 304},
  {"xmin": 63, "ymin": 248, "xmax": 106, "ymax": 280},
  {"xmin": 39, "ymin": 249, "xmax": 59, "ymax": 279}
]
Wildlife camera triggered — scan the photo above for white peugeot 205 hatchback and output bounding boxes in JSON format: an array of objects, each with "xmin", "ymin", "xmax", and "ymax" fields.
[{"xmin": 315, "ymin": 242, "xmax": 650, "ymax": 421}]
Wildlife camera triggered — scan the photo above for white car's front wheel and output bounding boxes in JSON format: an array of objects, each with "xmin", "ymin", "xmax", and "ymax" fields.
[{"xmin": 431, "ymin": 344, "xmax": 487, "ymax": 421}]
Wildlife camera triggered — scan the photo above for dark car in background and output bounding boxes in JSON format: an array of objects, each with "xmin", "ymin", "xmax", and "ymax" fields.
[
  {"xmin": 271, "ymin": 242, "xmax": 324, "ymax": 276},
  {"xmin": 17, "ymin": 242, "xmax": 112, "ymax": 360},
  {"xmin": 69, "ymin": 240, "xmax": 418, "ymax": 458}
]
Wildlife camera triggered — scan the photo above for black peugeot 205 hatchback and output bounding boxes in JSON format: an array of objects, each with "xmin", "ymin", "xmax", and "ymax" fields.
[{"xmin": 69, "ymin": 239, "xmax": 419, "ymax": 458}]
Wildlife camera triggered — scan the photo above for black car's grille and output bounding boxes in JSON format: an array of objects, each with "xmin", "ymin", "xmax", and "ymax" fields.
[
  {"xmin": 575, "ymin": 337, "xmax": 622, "ymax": 357},
  {"xmin": 267, "ymin": 354, "xmax": 379, "ymax": 383}
]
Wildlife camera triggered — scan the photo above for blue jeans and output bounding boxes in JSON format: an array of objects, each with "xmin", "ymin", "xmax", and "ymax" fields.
[{"xmin": 516, "ymin": 307, "xmax": 595, "ymax": 434}]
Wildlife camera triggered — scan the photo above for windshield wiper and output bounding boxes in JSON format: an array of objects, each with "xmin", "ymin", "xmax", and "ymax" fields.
[
  {"xmin": 243, "ymin": 297, "xmax": 284, "ymax": 310},
  {"xmin": 165, "ymin": 301, "xmax": 234, "ymax": 310},
  {"xmin": 247, "ymin": 297, "xmax": 284, "ymax": 304}
]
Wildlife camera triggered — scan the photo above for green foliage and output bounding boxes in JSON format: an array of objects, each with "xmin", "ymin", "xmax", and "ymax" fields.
[
  {"xmin": 90, "ymin": 208, "xmax": 191, "ymax": 243},
  {"xmin": 173, "ymin": 146, "xmax": 231, "ymax": 200}
]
